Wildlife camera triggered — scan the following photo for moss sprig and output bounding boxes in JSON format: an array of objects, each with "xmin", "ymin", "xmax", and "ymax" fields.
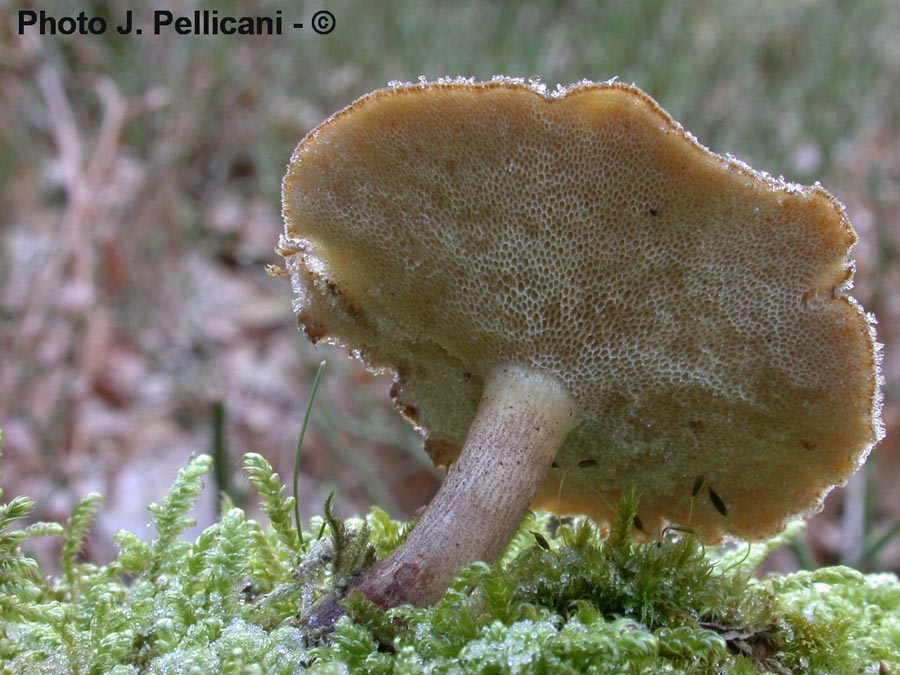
[
  {"xmin": 243, "ymin": 452, "xmax": 299, "ymax": 552},
  {"xmin": 148, "ymin": 453, "xmax": 213, "ymax": 575},
  {"xmin": 60, "ymin": 491, "xmax": 104, "ymax": 592}
]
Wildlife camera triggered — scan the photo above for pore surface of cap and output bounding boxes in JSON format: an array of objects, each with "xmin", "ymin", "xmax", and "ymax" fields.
[{"xmin": 281, "ymin": 79, "xmax": 881, "ymax": 542}]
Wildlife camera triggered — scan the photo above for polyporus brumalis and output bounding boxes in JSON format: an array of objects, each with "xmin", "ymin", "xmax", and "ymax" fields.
[{"xmin": 278, "ymin": 78, "xmax": 883, "ymax": 617}]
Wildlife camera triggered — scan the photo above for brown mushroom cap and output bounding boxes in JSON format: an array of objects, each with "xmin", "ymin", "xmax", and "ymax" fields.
[{"xmin": 281, "ymin": 78, "xmax": 882, "ymax": 543}]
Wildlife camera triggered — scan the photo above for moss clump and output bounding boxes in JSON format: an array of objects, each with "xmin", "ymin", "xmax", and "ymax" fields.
[{"xmin": 1, "ymin": 444, "xmax": 899, "ymax": 674}]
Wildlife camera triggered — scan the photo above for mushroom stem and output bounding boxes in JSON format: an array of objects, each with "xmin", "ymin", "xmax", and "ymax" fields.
[{"xmin": 355, "ymin": 365, "xmax": 578, "ymax": 610}]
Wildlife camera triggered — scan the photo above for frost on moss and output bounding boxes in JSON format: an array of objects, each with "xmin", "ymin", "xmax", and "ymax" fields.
[{"xmin": 1, "ymin": 443, "xmax": 899, "ymax": 674}]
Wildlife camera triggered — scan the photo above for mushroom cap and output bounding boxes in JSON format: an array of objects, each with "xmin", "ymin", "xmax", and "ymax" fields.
[{"xmin": 280, "ymin": 78, "xmax": 882, "ymax": 543}]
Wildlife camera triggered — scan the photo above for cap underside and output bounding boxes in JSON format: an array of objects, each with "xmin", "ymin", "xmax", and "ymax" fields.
[{"xmin": 281, "ymin": 79, "xmax": 881, "ymax": 543}]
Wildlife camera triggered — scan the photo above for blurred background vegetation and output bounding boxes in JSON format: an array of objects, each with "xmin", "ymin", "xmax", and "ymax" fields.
[{"xmin": 1, "ymin": 0, "xmax": 898, "ymax": 573}]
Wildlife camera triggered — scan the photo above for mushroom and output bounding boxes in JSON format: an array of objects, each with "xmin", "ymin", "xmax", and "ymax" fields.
[{"xmin": 279, "ymin": 78, "xmax": 882, "ymax": 619}]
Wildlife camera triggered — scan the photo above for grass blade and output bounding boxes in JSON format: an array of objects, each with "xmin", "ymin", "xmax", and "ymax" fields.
[{"xmin": 294, "ymin": 360, "xmax": 326, "ymax": 546}]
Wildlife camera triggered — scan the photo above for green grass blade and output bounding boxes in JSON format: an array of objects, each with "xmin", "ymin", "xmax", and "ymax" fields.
[
  {"xmin": 294, "ymin": 360, "xmax": 326, "ymax": 546},
  {"xmin": 860, "ymin": 519, "xmax": 900, "ymax": 569}
]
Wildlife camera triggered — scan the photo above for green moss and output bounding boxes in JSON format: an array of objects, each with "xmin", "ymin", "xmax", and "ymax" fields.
[{"xmin": 1, "ymin": 445, "xmax": 898, "ymax": 674}]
